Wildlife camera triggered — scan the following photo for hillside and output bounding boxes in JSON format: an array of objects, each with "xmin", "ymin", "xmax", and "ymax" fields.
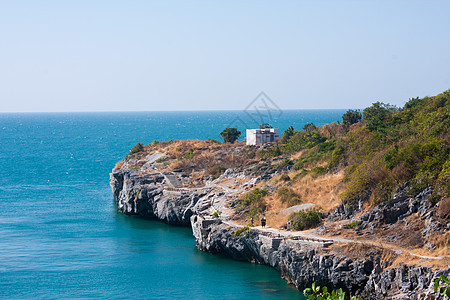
[{"xmin": 111, "ymin": 90, "xmax": 449, "ymax": 299}]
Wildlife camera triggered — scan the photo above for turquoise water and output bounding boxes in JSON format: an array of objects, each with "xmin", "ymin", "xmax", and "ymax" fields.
[{"xmin": 0, "ymin": 110, "xmax": 345, "ymax": 299}]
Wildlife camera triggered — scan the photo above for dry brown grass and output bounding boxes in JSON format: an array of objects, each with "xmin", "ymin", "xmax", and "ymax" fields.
[
  {"xmin": 332, "ymin": 243, "xmax": 394, "ymax": 263},
  {"xmin": 140, "ymin": 139, "xmax": 251, "ymax": 174},
  {"xmin": 288, "ymin": 171, "xmax": 345, "ymax": 212},
  {"xmin": 264, "ymin": 194, "xmax": 289, "ymax": 229},
  {"xmin": 290, "ymin": 150, "xmax": 305, "ymax": 160},
  {"xmin": 437, "ymin": 197, "xmax": 450, "ymax": 218},
  {"xmin": 168, "ymin": 141, "xmax": 251, "ymax": 174},
  {"xmin": 113, "ymin": 161, "xmax": 124, "ymax": 171},
  {"xmin": 318, "ymin": 122, "xmax": 346, "ymax": 139},
  {"xmin": 258, "ymin": 171, "xmax": 345, "ymax": 229}
]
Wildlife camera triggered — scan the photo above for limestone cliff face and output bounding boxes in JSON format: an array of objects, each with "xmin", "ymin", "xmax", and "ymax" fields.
[
  {"xmin": 110, "ymin": 169, "xmax": 208, "ymax": 225},
  {"xmin": 191, "ymin": 216, "xmax": 448, "ymax": 300},
  {"xmin": 110, "ymin": 149, "xmax": 449, "ymax": 299}
]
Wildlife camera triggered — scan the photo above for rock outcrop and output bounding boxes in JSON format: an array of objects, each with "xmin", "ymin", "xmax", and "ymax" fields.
[
  {"xmin": 111, "ymin": 145, "xmax": 449, "ymax": 299},
  {"xmin": 110, "ymin": 169, "xmax": 208, "ymax": 225},
  {"xmin": 191, "ymin": 216, "xmax": 449, "ymax": 300}
]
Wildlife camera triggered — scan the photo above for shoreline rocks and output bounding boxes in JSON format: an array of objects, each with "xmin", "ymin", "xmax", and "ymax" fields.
[
  {"xmin": 191, "ymin": 215, "xmax": 449, "ymax": 300},
  {"xmin": 111, "ymin": 165, "xmax": 448, "ymax": 299}
]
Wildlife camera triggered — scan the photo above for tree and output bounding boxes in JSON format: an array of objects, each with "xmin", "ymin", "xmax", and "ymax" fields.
[
  {"xmin": 303, "ymin": 123, "xmax": 317, "ymax": 132},
  {"xmin": 220, "ymin": 128, "xmax": 241, "ymax": 143},
  {"xmin": 342, "ymin": 109, "xmax": 362, "ymax": 127},
  {"xmin": 259, "ymin": 123, "xmax": 273, "ymax": 129},
  {"xmin": 363, "ymin": 102, "xmax": 396, "ymax": 132},
  {"xmin": 281, "ymin": 126, "xmax": 295, "ymax": 143}
]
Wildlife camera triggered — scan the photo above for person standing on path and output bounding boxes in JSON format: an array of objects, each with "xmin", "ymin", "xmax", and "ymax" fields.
[{"xmin": 261, "ymin": 216, "xmax": 266, "ymax": 228}]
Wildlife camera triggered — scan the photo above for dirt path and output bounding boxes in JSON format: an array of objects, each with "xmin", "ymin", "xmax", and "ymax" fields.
[{"xmin": 210, "ymin": 192, "xmax": 449, "ymax": 262}]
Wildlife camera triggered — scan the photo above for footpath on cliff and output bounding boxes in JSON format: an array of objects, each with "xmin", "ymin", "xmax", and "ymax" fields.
[
  {"xmin": 209, "ymin": 178, "xmax": 449, "ymax": 262},
  {"xmin": 111, "ymin": 92, "xmax": 450, "ymax": 299}
]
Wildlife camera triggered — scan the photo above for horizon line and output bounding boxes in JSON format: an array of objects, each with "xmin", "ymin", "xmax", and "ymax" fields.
[{"xmin": 0, "ymin": 108, "xmax": 355, "ymax": 114}]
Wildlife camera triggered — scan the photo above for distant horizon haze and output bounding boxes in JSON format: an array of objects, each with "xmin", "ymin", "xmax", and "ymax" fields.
[{"xmin": 0, "ymin": 1, "xmax": 449, "ymax": 112}]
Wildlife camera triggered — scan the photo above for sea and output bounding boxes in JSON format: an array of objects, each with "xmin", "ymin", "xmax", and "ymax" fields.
[{"xmin": 0, "ymin": 110, "xmax": 346, "ymax": 299}]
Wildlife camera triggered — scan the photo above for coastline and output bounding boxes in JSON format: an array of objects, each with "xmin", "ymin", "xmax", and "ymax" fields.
[{"xmin": 110, "ymin": 142, "xmax": 449, "ymax": 299}]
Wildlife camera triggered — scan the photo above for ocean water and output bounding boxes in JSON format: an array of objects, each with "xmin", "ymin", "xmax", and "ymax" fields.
[{"xmin": 0, "ymin": 110, "xmax": 345, "ymax": 299}]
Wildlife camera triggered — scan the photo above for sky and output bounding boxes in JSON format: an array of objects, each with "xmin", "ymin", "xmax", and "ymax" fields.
[{"xmin": 0, "ymin": 0, "xmax": 449, "ymax": 112}]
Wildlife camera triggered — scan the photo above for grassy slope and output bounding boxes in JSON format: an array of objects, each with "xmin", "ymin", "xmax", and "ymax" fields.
[{"xmin": 262, "ymin": 90, "xmax": 449, "ymax": 208}]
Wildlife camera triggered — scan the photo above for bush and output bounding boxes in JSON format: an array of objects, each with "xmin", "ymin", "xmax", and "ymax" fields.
[
  {"xmin": 212, "ymin": 210, "xmax": 222, "ymax": 218},
  {"xmin": 241, "ymin": 188, "xmax": 269, "ymax": 217},
  {"xmin": 311, "ymin": 166, "xmax": 326, "ymax": 176},
  {"xmin": 234, "ymin": 226, "xmax": 250, "ymax": 237},
  {"xmin": 288, "ymin": 209, "xmax": 322, "ymax": 231},
  {"xmin": 277, "ymin": 158, "xmax": 293, "ymax": 168},
  {"xmin": 347, "ymin": 220, "xmax": 361, "ymax": 229},
  {"xmin": 259, "ymin": 123, "xmax": 273, "ymax": 129},
  {"xmin": 220, "ymin": 127, "xmax": 241, "ymax": 143},
  {"xmin": 303, "ymin": 123, "xmax": 317, "ymax": 132},
  {"xmin": 182, "ymin": 151, "xmax": 195, "ymax": 160},
  {"xmin": 342, "ymin": 109, "xmax": 362, "ymax": 127},
  {"xmin": 242, "ymin": 188, "xmax": 269, "ymax": 206},
  {"xmin": 127, "ymin": 142, "xmax": 144, "ymax": 157},
  {"xmin": 206, "ymin": 138, "xmax": 221, "ymax": 144},
  {"xmin": 433, "ymin": 275, "xmax": 450, "ymax": 297},
  {"xmin": 280, "ymin": 174, "xmax": 291, "ymax": 181},
  {"xmin": 436, "ymin": 160, "xmax": 450, "ymax": 199},
  {"xmin": 208, "ymin": 165, "xmax": 226, "ymax": 180},
  {"xmin": 303, "ymin": 282, "xmax": 361, "ymax": 300},
  {"xmin": 277, "ymin": 187, "xmax": 301, "ymax": 206},
  {"xmin": 282, "ymin": 131, "xmax": 326, "ymax": 154}
]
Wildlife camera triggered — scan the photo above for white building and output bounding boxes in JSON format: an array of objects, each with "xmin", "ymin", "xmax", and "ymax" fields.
[{"xmin": 246, "ymin": 128, "xmax": 280, "ymax": 145}]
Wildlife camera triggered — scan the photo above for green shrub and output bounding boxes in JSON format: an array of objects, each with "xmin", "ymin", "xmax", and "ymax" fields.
[
  {"xmin": 277, "ymin": 187, "xmax": 301, "ymax": 206},
  {"xmin": 289, "ymin": 209, "xmax": 322, "ymax": 231},
  {"xmin": 293, "ymin": 168, "xmax": 310, "ymax": 180},
  {"xmin": 433, "ymin": 275, "xmax": 450, "ymax": 297},
  {"xmin": 436, "ymin": 160, "xmax": 450, "ymax": 198},
  {"xmin": 212, "ymin": 210, "xmax": 222, "ymax": 218},
  {"xmin": 303, "ymin": 123, "xmax": 317, "ymax": 132},
  {"xmin": 242, "ymin": 188, "xmax": 268, "ymax": 206},
  {"xmin": 156, "ymin": 157, "xmax": 167, "ymax": 163},
  {"xmin": 127, "ymin": 142, "xmax": 144, "ymax": 157},
  {"xmin": 241, "ymin": 188, "xmax": 269, "ymax": 217},
  {"xmin": 259, "ymin": 123, "xmax": 273, "ymax": 129},
  {"xmin": 206, "ymin": 138, "xmax": 221, "ymax": 144},
  {"xmin": 303, "ymin": 282, "xmax": 361, "ymax": 300},
  {"xmin": 283, "ymin": 131, "xmax": 326, "ymax": 154},
  {"xmin": 347, "ymin": 220, "xmax": 361, "ymax": 229},
  {"xmin": 311, "ymin": 166, "xmax": 326, "ymax": 176},
  {"xmin": 183, "ymin": 151, "xmax": 195, "ymax": 160},
  {"xmin": 277, "ymin": 158, "xmax": 293, "ymax": 168},
  {"xmin": 234, "ymin": 226, "xmax": 250, "ymax": 237}
]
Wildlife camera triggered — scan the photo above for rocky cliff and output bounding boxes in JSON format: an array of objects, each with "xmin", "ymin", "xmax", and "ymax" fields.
[
  {"xmin": 191, "ymin": 216, "xmax": 448, "ymax": 300},
  {"xmin": 111, "ymin": 140, "xmax": 449, "ymax": 299},
  {"xmin": 110, "ymin": 168, "xmax": 209, "ymax": 225}
]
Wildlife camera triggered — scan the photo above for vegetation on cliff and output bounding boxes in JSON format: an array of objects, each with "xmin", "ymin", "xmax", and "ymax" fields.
[{"xmin": 261, "ymin": 90, "xmax": 450, "ymax": 207}]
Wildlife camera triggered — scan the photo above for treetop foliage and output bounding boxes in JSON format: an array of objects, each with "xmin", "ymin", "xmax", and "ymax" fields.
[
  {"xmin": 220, "ymin": 127, "xmax": 241, "ymax": 143},
  {"xmin": 258, "ymin": 89, "xmax": 450, "ymax": 205}
]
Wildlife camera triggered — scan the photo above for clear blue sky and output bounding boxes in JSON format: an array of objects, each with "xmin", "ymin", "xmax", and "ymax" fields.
[{"xmin": 0, "ymin": 0, "xmax": 449, "ymax": 112}]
